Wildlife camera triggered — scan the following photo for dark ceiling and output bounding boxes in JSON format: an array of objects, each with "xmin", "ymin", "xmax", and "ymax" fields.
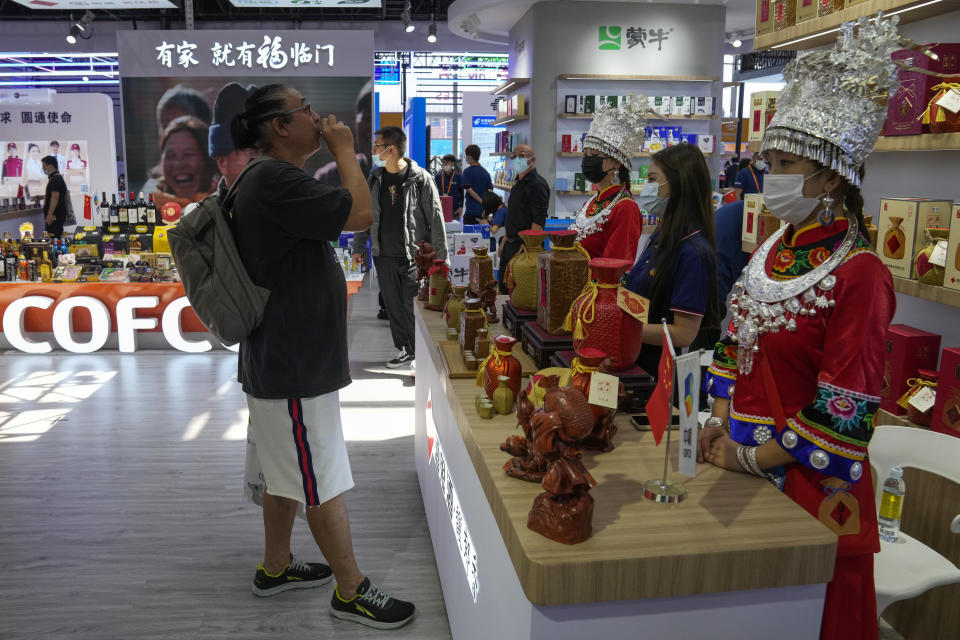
[{"xmin": 0, "ymin": 0, "xmax": 454, "ymax": 23}]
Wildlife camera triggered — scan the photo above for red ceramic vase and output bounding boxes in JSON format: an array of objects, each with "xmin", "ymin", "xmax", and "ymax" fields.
[
  {"xmin": 569, "ymin": 257, "xmax": 643, "ymax": 371},
  {"xmin": 480, "ymin": 334, "xmax": 522, "ymax": 399}
]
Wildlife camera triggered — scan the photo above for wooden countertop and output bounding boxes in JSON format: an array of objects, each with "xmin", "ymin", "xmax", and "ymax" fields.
[
  {"xmin": 0, "ymin": 206, "xmax": 43, "ymax": 223},
  {"xmin": 416, "ymin": 298, "xmax": 837, "ymax": 606}
]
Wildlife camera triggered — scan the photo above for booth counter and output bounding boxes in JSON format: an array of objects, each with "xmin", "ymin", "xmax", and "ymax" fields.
[{"xmin": 414, "ymin": 299, "xmax": 837, "ymax": 640}]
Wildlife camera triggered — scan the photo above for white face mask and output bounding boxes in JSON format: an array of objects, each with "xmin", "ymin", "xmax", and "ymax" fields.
[
  {"xmin": 753, "ymin": 160, "xmax": 767, "ymax": 171},
  {"xmin": 443, "ymin": 164, "xmax": 454, "ymax": 173},
  {"xmin": 639, "ymin": 180, "xmax": 667, "ymax": 198},
  {"xmin": 372, "ymin": 154, "xmax": 386, "ymax": 168},
  {"xmin": 762, "ymin": 169, "xmax": 827, "ymax": 226}
]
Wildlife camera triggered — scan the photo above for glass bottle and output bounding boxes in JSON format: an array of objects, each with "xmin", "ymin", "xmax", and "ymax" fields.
[{"xmin": 878, "ymin": 467, "xmax": 906, "ymax": 542}]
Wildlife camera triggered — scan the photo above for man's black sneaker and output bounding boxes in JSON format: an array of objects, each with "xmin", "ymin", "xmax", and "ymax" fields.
[
  {"xmin": 251, "ymin": 554, "xmax": 333, "ymax": 597},
  {"xmin": 386, "ymin": 348, "xmax": 415, "ymax": 369},
  {"xmin": 377, "ymin": 308, "xmax": 389, "ymax": 320},
  {"xmin": 329, "ymin": 577, "xmax": 416, "ymax": 630}
]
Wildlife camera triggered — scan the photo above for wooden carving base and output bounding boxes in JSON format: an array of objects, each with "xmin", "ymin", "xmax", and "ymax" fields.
[{"xmin": 527, "ymin": 492, "xmax": 594, "ymax": 545}]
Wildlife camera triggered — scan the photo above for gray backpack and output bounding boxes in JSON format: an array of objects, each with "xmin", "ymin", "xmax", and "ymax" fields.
[{"xmin": 168, "ymin": 158, "xmax": 271, "ymax": 345}]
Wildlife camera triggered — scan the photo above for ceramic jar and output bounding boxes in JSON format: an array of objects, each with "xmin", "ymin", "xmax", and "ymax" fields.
[
  {"xmin": 537, "ymin": 230, "xmax": 590, "ymax": 335},
  {"xmin": 474, "ymin": 328, "xmax": 490, "ymax": 360},
  {"xmin": 469, "ymin": 246, "xmax": 494, "ymax": 296},
  {"xmin": 428, "ymin": 259, "xmax": 450, "ymax": 309},
  {"xmin": 568, "ymin": 258, "xmax": 643, "ymax": 371},
  {"xmin": 478, "ymin": 334, "xmax": 522, "ymax": 400},
  {"xmin": 460, "ymin": 297, "xmax": 487, "ymax": 358},
  {"xmin": 445, "ymin": 285, "xmax": 468, "ymax": 333},
  {"xmin": 507, "ymin": 230, "xmax": 547, "ymax": 311},
  {"xmin": 492, "ymin": 376, "xmax": 515, "ymax": 415}
]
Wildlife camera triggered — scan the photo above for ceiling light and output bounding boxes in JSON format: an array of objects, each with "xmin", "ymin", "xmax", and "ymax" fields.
[
  {"xmin": 66, "ymin": 10, "xmax": 95, "ymax": 45},
  {"xmin": 427, "ymin": 22, "xmax": 437, "ymax": 44},
  {"xmin": 66, "ymin": 30, "xmax": 78, "ymax": 45},
  {"xmin": 732, "ymin": 39, "xmax": 742, "ymax": 48},
  {"xmin": 401, "ymin": 4, "xmax": 414, "ymax": 33}
]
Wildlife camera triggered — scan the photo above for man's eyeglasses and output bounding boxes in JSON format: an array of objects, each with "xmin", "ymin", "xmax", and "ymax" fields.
[
  {"xmin": 283, "ymin": 103, "xmax": 312, "ymax": 117},
  {"xmin": 372, "ymin": 143, "xmax": 390, "ymax": 151}
]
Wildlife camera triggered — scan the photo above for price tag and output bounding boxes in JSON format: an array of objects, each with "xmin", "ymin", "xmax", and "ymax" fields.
[
  {"xmin": 587, "ymin": 372, "xmax": 620, "ymax": 409},
  {"xmin": 617, "ymin": 287, "xmax": 650, "ymax": 323},
  {"xmin": 930, "ymin": 240, "xmax": 949, "ymax": 268},
  {"xmin": 908, "ymin": 386, "xmax": 936, "ymax": 413},
  {"xmin": 936, "ymin": 88, "xmax": 960, "ymax": 115}
]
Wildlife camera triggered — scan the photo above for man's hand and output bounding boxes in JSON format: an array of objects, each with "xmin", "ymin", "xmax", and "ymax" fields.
[
  {"xmin": 319, "ymin": 115, "xmax": 355, "ymax": 158},
  {"xmin": 706, "ymin": 434, "xmax": 744, "ymax": 472},
  {"xmin": 352, "ymin": 253, "xmax": 363, "ymax": 268}
]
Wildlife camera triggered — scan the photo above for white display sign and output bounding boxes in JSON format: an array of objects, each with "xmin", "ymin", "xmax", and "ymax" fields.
[
  {"xmin": 12, "ymin": 0, "xmax": 176, "ymax": 8},
  {"xmin": 1, "ymin": 294, "xmax": 234, "ymax": 353},
  {"xmin": 0, "ymin": 89, "xmax": 56, "ymax": 105},
  {"xmin": 229, "ymin": 0, "xmax": 380, "ymax": 6},
  {"xmin": 430, "ymin": 434, "xmax": 480, "ymax": 603},
  {"xmin": 675, "ymin": 350, "xmax": 702, "ymax": 478}
]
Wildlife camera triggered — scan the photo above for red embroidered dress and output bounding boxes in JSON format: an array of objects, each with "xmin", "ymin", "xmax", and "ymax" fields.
[
  {"xmin": 706, "ymin": 218, "xmax": 895, "ymax": 555},
  {"xmin": 573, "ymin": 185, "xmax": 643, "ymax": 263}
]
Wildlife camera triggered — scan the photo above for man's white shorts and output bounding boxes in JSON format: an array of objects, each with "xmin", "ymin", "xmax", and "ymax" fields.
[{"xmin": 246, "ymin": 392, "xmax": 354, "ymax": 506}]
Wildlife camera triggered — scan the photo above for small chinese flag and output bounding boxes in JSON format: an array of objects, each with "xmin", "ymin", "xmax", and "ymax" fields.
[
  {"xmin": 644, "ymin": 324, "xmax": 676, "ymax": 446},
  {"xmin": 83, "ymin": 195, "xmax": 92, "ymax": 220}
]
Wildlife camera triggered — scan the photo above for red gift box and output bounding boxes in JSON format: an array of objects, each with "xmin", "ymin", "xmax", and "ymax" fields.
[
  {"xmin": 884, "ymin": 43, "xmax": 960, "ymax": 137},
  {"xmin": 932, "ymin": 348, "xmax": 960, "ymax": 438},
  {"xmin": 439, "ymin": 195, "xmax": 453, "ymax": 223},
  {"xmin": 881, "ymin": 324, "xmax": 941, "ymax": 415},
  {"xmin": 561, "ymin": 134, "xmax": 572, "ymax": 153}
]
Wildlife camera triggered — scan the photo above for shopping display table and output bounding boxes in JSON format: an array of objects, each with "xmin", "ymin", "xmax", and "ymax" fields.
[{"xmin": 414, "ymin": 298, "xmax": 837, "ymax": 640}]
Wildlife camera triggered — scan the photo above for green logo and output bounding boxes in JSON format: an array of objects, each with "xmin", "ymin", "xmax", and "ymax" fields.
[{"xmin": 599, "ymin": 26, "xmax": 622, "ymax": 50}]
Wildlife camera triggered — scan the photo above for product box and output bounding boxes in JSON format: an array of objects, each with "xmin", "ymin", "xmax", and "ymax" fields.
[
  {"xmin": 555, "ymin": 177, "xmax": 570, "ymax": 191},
  {"xmin": 877, "ymin": 198, "xmax": 952, "ymax": 278},
  {"xmin": 943, "ymin": 204, "xmax": 960, "ymax": 290},
  {"xmin": 748, "ymin": 91, "xmax": 779, "ymax": 142},
  {"xmin": 795, "ymin": 0, "xmax": 817, "ymax": 23},
  {"xmin": 697, "ymin": 134, "xmax": 716, "ymax": 154},
  {"xmin": 655, "ymin": 126, "xmax": 683, "ymax": 146},
  {"xmin": 70, "ymin": 227, "xmax": 102, "ymax": 259},
  {"xmin": 652, "ymin": 96, "xmax": 673, "ymax": 116},
  {"xmin": 741, "ymin": 194, "xmax": 780, "ymax": 244},
  {"xmin": 694, "ymin": 96, "xmax": 716, "ymax": 115},
  {"xmin": 773, "ymin": 0, "xmax": 795, "ymax": 31},
  {"xmin": 757, "ymin": 0, "xmax": 774, "ymax": 36},
  {"xmin": 881, "ymin": 324, "xmax": 941, "ymax": 415},
  {"xmin": 574, "ymin": 173, "xmax": 586, "ymax": 192},
  {"xmin": 561, "ymin": 134, "xmax": 572, "ymax": 153},
  {"xmin": 818, "ymin": 0, "xmax": 844, "ymax": 18},
  {"xmin": 577, "ymin": 95, "xmax": 586, "ymax": 114},
  {"xmin": 584, "ymin": 95, "xmax": 596, "ymax": 114},
  {"xmin": 462, "ymin": 224, "xmax": 491, "ymax": 240},
  {"xmin": 452, "ymin": 232, "xmax": 484, "ymax": 257},
  {"xmin": 449, "ymin": 255, "xmax": 471, "ymax": 287},
  {"xmin": 127, "ymin": 231, "xmax": 154, "ymax": 254},
  {"xmin": 884, "ymin": 44, "xmax": 960, "ymax": 137},
  {"xmin": 673, "ymin": 96, "xmax": 694, "ymax": 116},
  {"xmin": 607, "ymin": 96, "xmax": 619, "ymax": 108},
  {"xmin": 153, "ymin": 226, "xmax": 173, "ymax": 254},
  {"xmin": 932, "ymin": 347, "xmax": 960, "ymax": 438},
  {"xmin": 564, "ymin": 95, "xmax": 577, "ymax": 114}
]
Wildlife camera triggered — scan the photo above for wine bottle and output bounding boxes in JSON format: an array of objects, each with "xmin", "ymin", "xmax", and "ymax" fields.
[
  {"xmin": 100, "ymin": 191, "xmax": 110, "ymax": 233},
  {"xmin": 146, "ymin": 193, "xmax": 157, "ymax": 229},
  {"xmin": 109, "ymin": 194, "xmax": 120, "ymax": 228},
  {"xmin": 118, "ymin": 192, "xmax": 128, "ymax": 232},
  {"xmin": 137, "ymin": 191, "xmax": 147, "ymax": 228}
]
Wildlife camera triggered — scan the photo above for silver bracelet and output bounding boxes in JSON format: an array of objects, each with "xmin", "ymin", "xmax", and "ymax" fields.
[
  {"xmin": 704, "ymin": 416, "xmax": 725, "ymax": 430},
  {"xmin": 746, "ymin": 445, "xmax": 765, "ymax": 477},
  {"xmin": 736, "ymin": 446, "xmax": 754, "ymax": 475}
]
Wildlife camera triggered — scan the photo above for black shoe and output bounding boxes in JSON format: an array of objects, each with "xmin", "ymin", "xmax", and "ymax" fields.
[
  {"xmin": 251, "ymin": 554, "xmax": 333, "ymax": 597},
  {"xmin": 377, "ymin": 308, "xmax": 389, "ymax": 320},
  {"xmin": 329, "ymin": 577, "xmax": 416, "ymax": 630},
  {"xmin": 386, "ymin": 348, "xmax": 415, "ymax": 369}
]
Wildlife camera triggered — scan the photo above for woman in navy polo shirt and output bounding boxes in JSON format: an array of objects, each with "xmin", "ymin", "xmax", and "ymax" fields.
[{"xmin": 622, "ymin": 143, "xmax": 721, "ymax": 377}]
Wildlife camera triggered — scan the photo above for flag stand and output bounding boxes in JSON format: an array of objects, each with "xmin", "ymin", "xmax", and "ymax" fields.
[{"xmin": 643, "ymin": 321, "xmax": 687, "ymax": 504}]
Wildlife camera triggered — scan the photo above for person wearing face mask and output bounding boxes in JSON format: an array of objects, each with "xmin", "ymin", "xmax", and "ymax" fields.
[
  {"xmin": 434, "ymin": 153, "xmax": 463, "ymax": 219},
  {"xmin": 497, "ymin": 144, "xmax": 549, "ymax": 294},
  {"xmin": 572, "ymin": 95, "xmax": 647, "ymax": 262},
  {"xmin": 698, "ymin": 16, "xmax": 901, "ymax": 640},
  {"xmin": 732, "ymin": 153, "xmax": 766, "ymax": 201},
  {"xmin": 461, "ymin": 144, "xmax": 492, "ymax": 225},
  {"xmin": 352, "ymin": 126, "xmax": 448, "ymax": 370},
  {"xmin": 41, "ymin": 155, "xmax": 67, "ymax": 238},
  {"xmin": 621, "ymin": 143, "xmax": 721, "ymax": 377}
]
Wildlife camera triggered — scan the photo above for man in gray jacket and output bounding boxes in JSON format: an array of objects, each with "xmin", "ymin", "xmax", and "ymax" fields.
[{"xmin": 352, "ymin": 126, "xmax": 447, "ymax": 369}]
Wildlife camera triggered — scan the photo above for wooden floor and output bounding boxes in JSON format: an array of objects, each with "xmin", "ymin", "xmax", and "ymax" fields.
[{"xmin": 0, "ymin": 273, "xmax": 453, "ymax": 639}]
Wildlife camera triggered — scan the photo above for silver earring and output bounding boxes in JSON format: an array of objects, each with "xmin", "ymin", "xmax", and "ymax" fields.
[
  {"xmin": 818, "ymin": 194, "xmax": 836, "ymax": 226},
  {"xmin": 611, "ymin": 172, "xmax": 620, "ymax": 186}
]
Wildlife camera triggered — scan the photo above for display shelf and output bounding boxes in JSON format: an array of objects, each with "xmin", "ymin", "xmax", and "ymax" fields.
[
  {"xmin": 754, "ymin": 0, "xmax": 960, "ymax": 51},
  {"xmin": 558, "ymin": 73, "xmax": 721, "ymax": 82},
  {"xmin": 874, "ymin": 132, "xmax": 960, "ymax": 152},
  {"xmin": 492, "ymin": 114, "xmax": 529, "ymax": 126},
  {"xmin": 559, "ymin": 151, "xmax": 714, "ymax": 158},
  {"xmin": 558, "ymin": 113, "xmax": 718, "ymax": 120},
  {"xmin": 556, "ymin": 190, "xmax": 595, "ymax": 197},
  {"xmin": 491, "ymin": 78, "xmax": 530, "ymax": 96},
  {"xmin": 892, "ymin": 275, "xmax": 960, "ymax": 308},
  {"xmin": 493, "ymin": 182, "xmax": 513, "ymax": 192}
]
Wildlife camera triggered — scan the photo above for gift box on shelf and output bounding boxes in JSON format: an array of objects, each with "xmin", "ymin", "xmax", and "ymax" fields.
[
  {"xmin": 877, "ymin": 198, "xmax": 952, "ymax": 278},
  {"xmin": 697, "ymin": 134, "xmax": 716, "ymax": 154},
  {"xmin": 932, "ymin": 347, "xmax": 960, "ymax": 438},
  {"xmin": 881, "ymin": 324, "xmax": 941, "ymax": 416},
  {"xmin": 452, "ymin": 232, "xmax": 485, "ymax": 257},
  {"xmin": 695, "ymin": 96, "xmax": 716, "ymax": 116},
  {"xmin": 651, "ymin": 96, "xmax": 672, "ymax": 116},
  {"xmin": 773, "ymin": 0, "xmax": 795, "ymax": 31},
  {"xmin": 817, "ymin": 0, "xmax": 844, "ymax": 18},
  {"xmin": 673, "ymin": 96, "xmax": 694, "ymax": 116},
  {"xmin": 795, "ymin": 0, "xmax": 817, "ymax": 23},
  {"xmin": 942, "ymin": 203, "xmax": 960, "ymax": 290},
  {"xmin": 748, "ymin": 91, "xmax": 779, "ymax": 142},
  {"xmin": 884, "ymin": 43, "xmax": 960, "ymax": 137},
  {"xmin": 757, "ymin": 0, "xmax": 774, "ymax": 37},
  {"xmin": 741, "ymin": 194, "xmax": 780, "ymax": 244}
]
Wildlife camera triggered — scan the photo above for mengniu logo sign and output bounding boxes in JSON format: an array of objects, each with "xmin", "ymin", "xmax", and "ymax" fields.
[{"xmin": 599, "ymin": 26, "xmax": 622, "ymax": 50}]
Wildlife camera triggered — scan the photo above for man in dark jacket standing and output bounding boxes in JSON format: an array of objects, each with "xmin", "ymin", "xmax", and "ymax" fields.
[
  {"xmin": 497, "ymin": 144, "xmax": 549, "ymax": 294},
  {"xmin": 352, "ymin": 126, "xmax": 448, "ymax": 369}
]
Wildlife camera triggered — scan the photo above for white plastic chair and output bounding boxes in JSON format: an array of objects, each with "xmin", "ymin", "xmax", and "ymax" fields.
[{"xmin": 869, "ymin": 425, "xmax": 960, "ymax": 617}]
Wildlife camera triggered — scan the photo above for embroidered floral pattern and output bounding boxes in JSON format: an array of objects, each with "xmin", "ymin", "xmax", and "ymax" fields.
[
  {"xmin": 808, "ymin": 246, "xmax": 830, "ymax": 267},
  {"xmin": 773, "ymin": 248, "xmax": 796, "ymax": 271},
  {"xmin": 770, "ymin": 222, "xmax": 873, "ymax": 280},
  {"xmin": 796, "ymin": 383, "xmax": 877, "ymax": 450}
]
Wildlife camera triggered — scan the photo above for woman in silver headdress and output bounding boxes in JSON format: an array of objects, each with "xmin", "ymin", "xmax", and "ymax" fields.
[
  {"xmin": 572, "ymin": 96, "xmax": 646, "ymax": 262},
  {"xmin": 698, "ymin": 14, "xmax": 903, "ymax": 640}
]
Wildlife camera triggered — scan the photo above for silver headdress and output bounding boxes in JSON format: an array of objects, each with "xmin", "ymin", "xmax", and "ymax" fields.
[
  {"xmin": 583, "ymin": 94, "xmax": 648, "ymax": 170},
  {"xmin": 761, "ymin": 12, "xmax": 902, "ymax": 187}
]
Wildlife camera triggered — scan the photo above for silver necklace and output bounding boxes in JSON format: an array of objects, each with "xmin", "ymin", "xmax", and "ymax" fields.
[
  {"xmin": 728, "ymin": 219, "xmax": 858, "ymax": 375},
  {"xmin": 573, "ymin": 187, "xmax": 630, "ymax": 242}
]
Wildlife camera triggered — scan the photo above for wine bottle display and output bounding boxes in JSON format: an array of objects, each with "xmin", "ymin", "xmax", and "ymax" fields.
[
  {"xmin": 109, "ymin": 194, "xmax": 120, "ymax": 227},
  {"xmin": 118, "ymin": 192, "xmax": 128, "ymax": 230}
]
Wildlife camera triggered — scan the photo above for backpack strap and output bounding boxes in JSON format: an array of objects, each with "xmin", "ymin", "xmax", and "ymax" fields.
[{"xmin": 222, "ymin": 156, "xmax": 272, "ymax": 212}]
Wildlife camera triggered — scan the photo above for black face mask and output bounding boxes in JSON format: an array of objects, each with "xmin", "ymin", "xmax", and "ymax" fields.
[{"xmin": 581, "ymin": 155, "xmax": 608, "ymax": 184}]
